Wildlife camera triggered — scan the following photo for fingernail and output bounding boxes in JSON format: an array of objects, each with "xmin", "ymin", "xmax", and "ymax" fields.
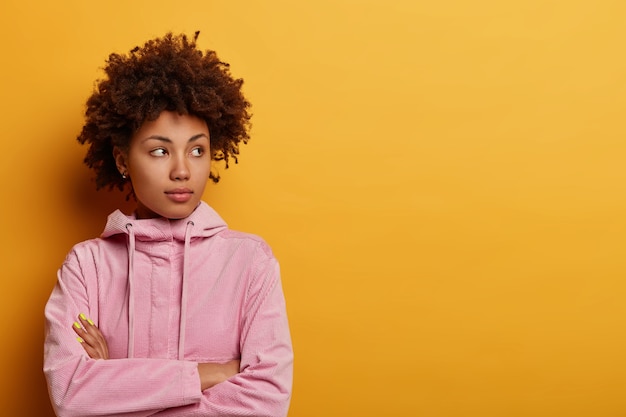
[
  {"xmin": 79, "ymin": 313, "xmax": 87, "ymax": 321},
  {"xmin": 76, "ymin": 337, "xmax": 84, "ymax": 343},
  {"xmin": 73, "ymin": 322, "xmax": 81, "ymax": 330},
  {"xmin": 87, "ymin": 319, "xmax": 94, "ymax": 326}
]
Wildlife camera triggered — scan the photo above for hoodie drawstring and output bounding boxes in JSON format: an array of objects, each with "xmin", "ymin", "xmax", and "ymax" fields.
[
  {"xmin": 125, "ymin": 223, "xmax": 136, "ymax": 358},
  {"xmin": 125, "ymin": 220, "xmax": 193, "ymax": 360},
  {"xmin": 178, "ymin": 221, "xmax": 194, "ymax": 360}
]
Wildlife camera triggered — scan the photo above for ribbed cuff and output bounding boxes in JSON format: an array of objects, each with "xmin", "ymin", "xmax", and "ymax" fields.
[{"xmin": 181, "ymin": 361, "xmax": 203, "ymax": 404}]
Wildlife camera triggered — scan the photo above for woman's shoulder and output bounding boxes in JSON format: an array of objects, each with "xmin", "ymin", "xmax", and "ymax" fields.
[
  {"xmin": 214, "ymin": 229, "xmax": 275, "ymax": 258},
  {"xmin": 63, "ymin": 235, "xmax": 126, "ymax": 263}
]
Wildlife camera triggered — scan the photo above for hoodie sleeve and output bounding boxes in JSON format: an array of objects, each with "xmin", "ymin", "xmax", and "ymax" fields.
[
  {"xmin": 44, "ymin": 248, "xmax": 203, "ymax": 417},
  {"xmin": 151, "ymin": 244, "xmax": 294, "ymax": 417}
]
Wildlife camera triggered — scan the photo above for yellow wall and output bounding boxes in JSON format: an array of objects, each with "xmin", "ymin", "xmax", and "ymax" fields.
[{"xmin": 1, "ymin": 0, "xmax": 626, "ymax": 415}]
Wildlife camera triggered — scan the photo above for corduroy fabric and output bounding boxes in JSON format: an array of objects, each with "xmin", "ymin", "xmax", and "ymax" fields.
[{"xmin": 44, "ymin": 202, "xmax": 293, "ymax": 416}]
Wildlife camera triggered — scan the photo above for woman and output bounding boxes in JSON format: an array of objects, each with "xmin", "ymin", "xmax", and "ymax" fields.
[{"xmin": 43, "ymin": 32, "xmax": 293, "ymax": 417}]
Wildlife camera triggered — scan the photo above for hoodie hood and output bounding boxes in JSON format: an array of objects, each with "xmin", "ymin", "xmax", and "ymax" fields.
[
  {"xmin": 102, "ymin": 201, "xmax": 228, "ymax": 241},
  {"xmin": 99, "ymin": 201, "xmax": 227, "ymax": 359}
]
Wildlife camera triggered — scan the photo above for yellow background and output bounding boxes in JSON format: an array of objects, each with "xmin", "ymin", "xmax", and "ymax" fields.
[{"xmin": 1, "ymin": 0, "xmax": 626, "ymax": 415}]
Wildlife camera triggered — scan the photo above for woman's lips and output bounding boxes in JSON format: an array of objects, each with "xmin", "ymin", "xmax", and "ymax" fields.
[{"xmin": 165, "ymin": 189, "xmax": 193, "ymax": 202}]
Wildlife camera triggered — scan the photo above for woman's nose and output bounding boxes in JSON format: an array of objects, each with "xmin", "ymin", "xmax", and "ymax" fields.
[{"xmin": 170, "ymin": 156, "xmax": 190, "ymax": 181}]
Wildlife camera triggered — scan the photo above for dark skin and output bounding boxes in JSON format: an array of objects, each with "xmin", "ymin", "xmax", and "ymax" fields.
[{"xmin": 72, "ymin": 314, "xmax": 240, "ymax": 390}]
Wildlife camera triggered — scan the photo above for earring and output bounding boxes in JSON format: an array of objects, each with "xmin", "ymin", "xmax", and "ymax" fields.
[{"xmin": 121, "ymin": 171, "xmax": 128, "ymax": 179}]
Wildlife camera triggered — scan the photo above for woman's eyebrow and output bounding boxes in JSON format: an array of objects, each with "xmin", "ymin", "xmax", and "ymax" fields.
[{"xmin": 142, "ymin": 133, "xmax": 209, "ymax": 143}]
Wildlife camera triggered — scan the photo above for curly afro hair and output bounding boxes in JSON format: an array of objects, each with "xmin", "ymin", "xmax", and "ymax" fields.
[{"xmin": 78, "ymin": 32, "xmax": 251, "ymax": 191}]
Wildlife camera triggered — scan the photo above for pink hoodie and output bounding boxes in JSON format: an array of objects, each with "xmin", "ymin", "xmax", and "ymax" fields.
[{"xmin": 44, "ymin": 202, "xmax": 293, "ymax": 416}]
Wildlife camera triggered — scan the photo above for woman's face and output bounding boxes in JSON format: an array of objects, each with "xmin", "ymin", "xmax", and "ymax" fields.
[{"xmin": 114, "ymin": 111, "xmax": 211, "ymax": 219}]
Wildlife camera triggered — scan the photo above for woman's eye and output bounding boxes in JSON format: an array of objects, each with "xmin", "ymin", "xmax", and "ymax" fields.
[
  {"xmin": 150, "ymin": 148, "xmax": 167, "ymax": 156},
  {"xmin": 190, "ymin": 147, "xmax": 204, "ymax": 157}
]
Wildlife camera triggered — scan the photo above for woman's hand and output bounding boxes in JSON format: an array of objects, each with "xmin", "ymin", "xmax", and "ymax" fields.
[
  {"xmin": 72, "ymin": 313, "xmax": 109, "ymax": 360},
  {"xmin": 198, "ymin": 360, "xmax": 240, "ymax": 390}
]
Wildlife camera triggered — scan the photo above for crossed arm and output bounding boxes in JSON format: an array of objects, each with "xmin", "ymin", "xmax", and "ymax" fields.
[{"xmin": 72, "ymin": 313, "xmax": 240, "ymax": 390}]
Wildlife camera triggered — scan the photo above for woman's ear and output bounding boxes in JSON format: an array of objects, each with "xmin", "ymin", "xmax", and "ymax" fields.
[{"xmin": 112, "ymin": 146, "xmax": 128, "ymax": 176}]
